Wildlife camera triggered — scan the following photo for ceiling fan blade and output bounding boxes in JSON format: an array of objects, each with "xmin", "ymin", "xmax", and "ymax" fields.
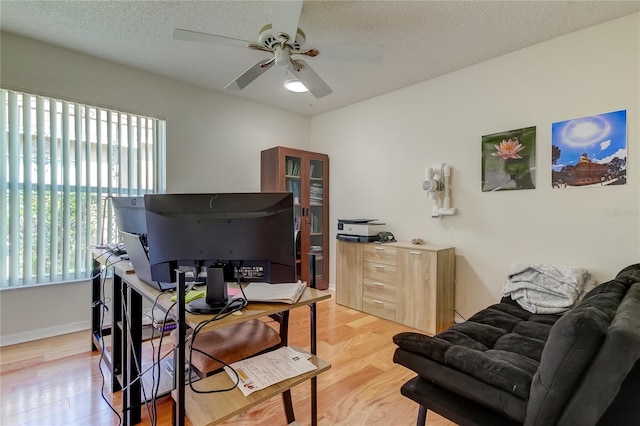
[
  {"xmin": 271, "ymin": 0, "xmax": 303, "ymax": 41},
  {"xmin": 225, "ymin": 60, "xmax": 273, "ymax": 91},
  {"xmin": 173, "ymin": 28, "xmax": 252, "ymax": 48},
  {"xmin": 288, "ymin": 60, "xmax": 332, "ymax": 99},
  {"xmin": 314, "ymin": 44, "xmax": 384, "ymax": 62}
]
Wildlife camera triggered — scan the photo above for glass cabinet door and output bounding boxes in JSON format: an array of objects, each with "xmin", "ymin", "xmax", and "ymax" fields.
[
  {"xmin": 260, "ymin": 146, "xmax": 329, "ymax": 290},
  {"xmin": 307, "ymin": 158, "xmax": 325, "ymax": 285},
  {"xmin": 284, "ymin": 155, "xmax": 302, "ymax": 281}
]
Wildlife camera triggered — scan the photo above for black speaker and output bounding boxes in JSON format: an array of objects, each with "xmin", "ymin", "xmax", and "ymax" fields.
[{"xmin": 205, "ymin": 266, "xmax": 228, "ymax": 305}]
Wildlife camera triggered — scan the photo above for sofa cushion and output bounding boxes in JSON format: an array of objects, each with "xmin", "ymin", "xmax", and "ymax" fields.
[
  {"xmin": 557, "ymin": 269, "xmax": 640, "ymax": 425},
  {"xmin": 524, "ymin": 279, "xmax": 628, "ymax": 426},
  {"xmin": 394, "ymin": 348, "xmax": 529, "ymax": 422},
  {"xmin": 393, "ymin": 298, "xmax": 560, "ymax": 420}
]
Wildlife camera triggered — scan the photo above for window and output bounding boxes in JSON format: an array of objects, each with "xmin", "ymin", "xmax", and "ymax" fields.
[{"xmin": 1, "ymin": 89, "xmax": 166, "ymax": 288}]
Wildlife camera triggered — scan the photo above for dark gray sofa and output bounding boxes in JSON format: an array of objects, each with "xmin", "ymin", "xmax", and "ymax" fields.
[{"xmin": 393, "ymin": 264, "xmax": 640, "ymax": 425}]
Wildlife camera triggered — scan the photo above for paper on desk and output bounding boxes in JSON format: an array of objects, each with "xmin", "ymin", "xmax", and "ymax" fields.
[
  {"xmin": 223, "ymin": 346, "xmax": 317, "ymax": 397},
  {"xmin": 232, "ymin": 281, "xmax": 307, "ymax": 304}
]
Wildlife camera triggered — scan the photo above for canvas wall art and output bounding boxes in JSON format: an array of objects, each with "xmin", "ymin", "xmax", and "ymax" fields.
[
  {"xmin": 482, "ymin": 126, "xmax": 536, "ymax": 192},
  {"xmin": 551, "ymin": 109, "xmax": 627, "ymax": 188}
]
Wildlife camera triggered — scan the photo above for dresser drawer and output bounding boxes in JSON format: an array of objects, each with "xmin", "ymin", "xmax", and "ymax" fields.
[
  {"xmin": 363, "ymin": 244, "xmax": 397, "ymax": 265},
  {"xmin": 363, "ymin": 278, "xmax": 397, "ymax": 302},
  {"xmin": 363, "ymin": 294, "xmax": 396, "ymax": 322},
  {"xmin": 363, "ymin": 261, "xmax": 397, "ymax": 284}
]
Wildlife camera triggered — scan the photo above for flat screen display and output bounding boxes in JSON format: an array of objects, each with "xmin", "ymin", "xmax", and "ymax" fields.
[{"xmin": 144, "ymin": 192, "xmax": 295, "ymax": 284}]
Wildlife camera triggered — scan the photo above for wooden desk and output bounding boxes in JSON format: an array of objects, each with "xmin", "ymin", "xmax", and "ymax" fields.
[{"xmin": 91, "ymin": 249, "xmax": 331, "ymax": 426}]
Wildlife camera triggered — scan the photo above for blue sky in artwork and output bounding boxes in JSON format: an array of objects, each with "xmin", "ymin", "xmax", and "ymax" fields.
[{"xmin": 552, "ymin": 110, "xmax": 627, "ymax": 171}]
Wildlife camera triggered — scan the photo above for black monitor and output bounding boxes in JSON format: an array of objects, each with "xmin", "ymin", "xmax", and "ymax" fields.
[
  {"xmin": 111, "ymin": 196, "xmax": 147, "ymax": 247},
  {"xmin": 144, "ymin": 192, "xmax": 296, "ymax": 313}
]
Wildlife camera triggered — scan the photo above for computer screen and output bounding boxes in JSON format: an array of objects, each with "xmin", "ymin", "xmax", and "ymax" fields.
[
  {"xmin": 144, "ymin": 192, "xmax": 296, "ymax": 285},
  {"xmin": 111, "ymin": 196, "xmax": 147, "ymax": 246}
]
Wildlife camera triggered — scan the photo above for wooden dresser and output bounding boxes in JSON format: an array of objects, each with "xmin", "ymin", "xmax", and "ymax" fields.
[{"xmin": 336, "ymin": 240, "xmax": 455, "ymax": 335}]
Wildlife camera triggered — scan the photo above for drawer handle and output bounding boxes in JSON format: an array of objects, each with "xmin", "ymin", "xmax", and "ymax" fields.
[
  {"xmin": 373, "ymin": 282, "xmax": 385, "ymax": 288},
  {"xmin": 409, "ymin": 251, "xmax": 422, "ymax": 255},
  {"xmin": 373, "ymin": 300, "xmax": 384, "ymax": 305},
  {"xmin": 374, "ymin": 264, "xmax": 385, "ymax": 270},
  {"xmin": 375, "ymin": 247, "xmax": 384, "ymax": 251}
]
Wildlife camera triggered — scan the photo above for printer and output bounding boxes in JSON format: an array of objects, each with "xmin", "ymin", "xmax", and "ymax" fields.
[{"xmin": 336, "ymin": 219, "xmax": 387, "ymax": 242}]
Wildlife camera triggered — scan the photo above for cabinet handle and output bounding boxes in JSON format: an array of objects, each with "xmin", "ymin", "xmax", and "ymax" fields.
[
  {"xmin": 409, "ymin": 251, "xmax": 422, "ymax": 255},
  {"xmin": 373, "ymin": 282, "xmax": 385, "ymax": 288},
  {"xmin": 374, "ymin": 264, "xmax": 385, "ymax": 270},
  {"xmin": 375, "ymin": 247, "xmax": 384, "ymax": 251},
  {"xmin": 373, "ymin": 300, "xmax": 384, "ymax": 305}
]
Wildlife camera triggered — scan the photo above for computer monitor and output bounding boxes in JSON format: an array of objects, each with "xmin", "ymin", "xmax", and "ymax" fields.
[
  {"xmin": 111, "ymin": 196, "xmax": 147, "ymax": 247},
  {"xmin": 144, "ymin": 192, "xmax": 296, "ymax": 313}
]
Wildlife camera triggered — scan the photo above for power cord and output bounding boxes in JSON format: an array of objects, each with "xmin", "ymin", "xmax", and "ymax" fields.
[
  {"xmin": 120, "ymin": 282, "xmax": 157, "ymax": 425},
  {"xmin": 186, "ymin": 300, "xmax": 245, "ymax": 394},
  {"xmin": 453, "ymin": 279, "xmax": 467, "ymax": 324},
  {"xmin": 182, "ymin": 286, "xmax": 251, "ymax": 395},
  {"xmin": 95, "ymin": 266, "xmax": 122, "ymax": 426},
  {"xmin": 150, "ymin": 296, "xmax": 174, "ymax": 424}
]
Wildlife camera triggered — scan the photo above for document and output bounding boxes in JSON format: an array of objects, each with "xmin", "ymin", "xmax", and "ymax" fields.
[
  {"xmin": 223, "ymin": 346, "xmax": 317, "ymax": 397},
  {"xmin": 233, "ymin": 281, "xmax": 307, "ymax": 304}
]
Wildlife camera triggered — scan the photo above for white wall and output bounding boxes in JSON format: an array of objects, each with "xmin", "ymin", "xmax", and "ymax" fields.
[
  {"xmin": 0, "ymin": 32, "xmax": 311, "ymax": 345},
  {"xmin": 311, "ymin": 13, "xmax": 640, "ymax": 319},
  {"xmin": 2, "ymin": 13, "xmax": 639, "ymax": 344}
]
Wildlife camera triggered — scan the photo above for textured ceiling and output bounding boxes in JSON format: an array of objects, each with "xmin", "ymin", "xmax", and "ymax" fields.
[{"xmin": 1, "ymin": 1, "xmax": 639, "ymax": 116}]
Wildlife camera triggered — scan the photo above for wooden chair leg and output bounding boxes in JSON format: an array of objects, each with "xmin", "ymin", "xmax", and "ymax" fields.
[
  {"xmin": 282, "ymin": 389, "xmax": 295, "ymax": 423},
  {"xmin": 417, "ymin": 405, "xmax": 427, "ymax": 426}
]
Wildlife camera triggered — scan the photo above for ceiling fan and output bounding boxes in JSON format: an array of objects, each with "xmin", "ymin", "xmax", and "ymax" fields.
[{"xmin": 173, "ymin": 0, "xmax": 383, "ymax": 99}]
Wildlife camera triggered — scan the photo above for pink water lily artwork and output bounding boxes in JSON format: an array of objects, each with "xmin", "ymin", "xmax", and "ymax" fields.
[
  {"xmin": 492, "ymin": 139, "xmax": 525, "ymax": 160},
  {"xmin": 482, "ymin": 126, "xmax": 536, "ymax": 192}
]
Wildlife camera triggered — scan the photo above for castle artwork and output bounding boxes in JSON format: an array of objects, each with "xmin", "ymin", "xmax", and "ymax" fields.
[{"xmin": 551, "ymin": 110, "xmax": 627, "ymax": 188}]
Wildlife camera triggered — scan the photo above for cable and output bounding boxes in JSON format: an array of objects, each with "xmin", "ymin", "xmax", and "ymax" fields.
[
  {"xmin": 184, "ymin": 296, "xmax": 249, "ymax": 394},
  {"xmin": 120, "ymin": 281, "xmax": 156, "ymax": 425},
  {"xmin": 95, "ymin": 266, "xmax": 123, "ymax": 426},
  {"xmin": 453, "ymin": 279, "xmax": 467, "ymax": 323},
  {"xmin": 100, "ymin": 195, "xmax": 113, "ymax": 246},
  {"xmin": 151, "ymin": 296, "xmax": 174, "ymax": 424},
  {"xmin": 94, "ymin": 249, "xmax": 126, "ymax": 264}
]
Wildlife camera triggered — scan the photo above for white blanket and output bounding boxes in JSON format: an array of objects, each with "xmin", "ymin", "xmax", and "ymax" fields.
[{"xmin": 502, "ymin": 264, "xmax": 596, "ymax": 314}]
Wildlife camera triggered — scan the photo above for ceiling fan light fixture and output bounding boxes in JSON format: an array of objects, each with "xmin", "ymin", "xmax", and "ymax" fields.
[{"xmin": 283, "ymin": 79, "xmax": 308, "ymax": 93}]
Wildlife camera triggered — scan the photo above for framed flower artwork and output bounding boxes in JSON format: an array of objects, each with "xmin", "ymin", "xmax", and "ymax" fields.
[{"xmin": 482, "ymin": 126, "xmax": 536, "ymax": 192}]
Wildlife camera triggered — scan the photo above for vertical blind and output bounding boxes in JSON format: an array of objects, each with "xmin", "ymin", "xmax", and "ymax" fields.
[{"xmin": 0, "ymin": 89, "xmax": 166, "ymax": 288}]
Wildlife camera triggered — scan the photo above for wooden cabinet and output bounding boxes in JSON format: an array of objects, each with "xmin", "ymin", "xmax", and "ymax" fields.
[
  {"xmin": 362, "ymin": 244, "xmax": 398, "ymax": 322},
  {"xmin": 261, "ymin": 146, "xmax": 329, "ymax": 290},
  {"xmin": 335, "ymin": 239, "xmax": 363, "ymax": 309},
  {"xmin": 336, "ymin": 240, "xmax": 455, "ymax": 334}
]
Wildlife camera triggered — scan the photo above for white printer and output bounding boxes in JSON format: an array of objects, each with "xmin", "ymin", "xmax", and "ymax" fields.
[{"xmin": 337, "ymin": 219, "xmax": 388, "ymax": 242}]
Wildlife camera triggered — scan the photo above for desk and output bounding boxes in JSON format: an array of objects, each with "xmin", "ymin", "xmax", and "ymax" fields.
[
  {"xmin": 90, "ymin": 249, "xmax": 130, "ymax": 392},
  {"xmin": 91, "ymin": 249, "xmax": 331, "ymax": 426}
]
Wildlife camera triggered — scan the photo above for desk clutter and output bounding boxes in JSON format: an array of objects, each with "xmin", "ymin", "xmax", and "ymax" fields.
[
  {"xmin": 90, "ymin": 244, "xmax": 331, "ymax": 426},
  {"xmin": 143, "ymin": 307, "xmax": 177, "ymax": 332},
  {"xmin": 166, "ymin": 281, "xmax": 308, "ymax": 310}
]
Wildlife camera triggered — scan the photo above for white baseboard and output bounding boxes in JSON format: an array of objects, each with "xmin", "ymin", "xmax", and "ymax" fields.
[{"xmin": 0, "ymin": 320, "xmax": 91, "ymax": 347}]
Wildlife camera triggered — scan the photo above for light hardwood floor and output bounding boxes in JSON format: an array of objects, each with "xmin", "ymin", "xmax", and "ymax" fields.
[{"xmin": 0, "ymin": 292, "xmax": 455, "ymax": 426}]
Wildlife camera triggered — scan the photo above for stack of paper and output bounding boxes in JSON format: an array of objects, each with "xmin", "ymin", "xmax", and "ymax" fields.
[{"xmin": 234, "ymin": 281, "xmax": 307, "ymax": 304}]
